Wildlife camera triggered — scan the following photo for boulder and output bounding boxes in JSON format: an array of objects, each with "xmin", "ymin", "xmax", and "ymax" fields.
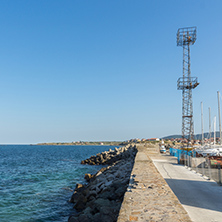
[
  {"xmin": 100, "ymin": 214, "xmax": 115, "ymax": 222},
  {"xmin": 88, "ymin": 195, "xmax": 96, "ymax": 202},
  {"xmin": 95, "ymin": 171, "xmax": 102, "ymax": 177},
  {"xmin": 83, "ymin": 206, "xmax": 92, "ymax": 215},
  {"xmin": 68, "ymin": 216, "xmax": 78, "ymax": 222},
  {"xmin": 91, "ymin": 213, "xmax": 102, "ymax": 222},
  {"xmin": 84, "ymin": 173, "xmax": 93, "ymax": 182},
  {"xmin": 70, "ymin": 192, "xmax": 84, "ymax": 204},
  {"xmin": 75, "ymin": 183, "xmax": 84, "ymax": 192},
  {"xmin": 78, "ymin": 214, "xmax": 91, "ymax": 222},
  {"xmin": 100, "ymin": 190, "xmax": 118, "ymax": 201},
  {"xmin": 115, "ymin": 185, "xmax": 127, "ymax": 198},
  {"xmin": 70, "ymin": 145, "xmax": 138, "ymax": 221},
  {"xmin": 86, "ymin": 190, "xmax": 97, "ymax": 199},
  {"xmin": 94, "ymin": 198, "xmax": 113, "ymax": 210},
  {"xmin": 74, "ymin": 195, "xmax": 87, "ymax": 211}
]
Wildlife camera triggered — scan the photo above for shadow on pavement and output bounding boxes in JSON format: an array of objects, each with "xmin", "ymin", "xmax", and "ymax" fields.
[{"xmin": 165, "ymin": 178, "xmax": 222, "ymax": 213}]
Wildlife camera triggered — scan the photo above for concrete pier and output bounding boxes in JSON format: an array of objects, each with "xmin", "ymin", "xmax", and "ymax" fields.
[
  {"xmin": 117, "ymin": 144, "xmax": 191, "ymax": 222},
  {"xmin": 152, "ymin": 152, "xmax": 222, "ymax": 222}
]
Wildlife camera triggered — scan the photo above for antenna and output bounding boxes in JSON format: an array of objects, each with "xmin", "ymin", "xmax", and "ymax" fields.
[{"xmin": 177, "ymin": 27, "xmax": 199, "ymax": 147}]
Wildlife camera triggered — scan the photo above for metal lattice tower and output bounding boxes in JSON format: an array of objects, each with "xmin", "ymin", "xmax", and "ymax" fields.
[{"xmin": 177, "ymin": 27, "xmax": 199, "ymax": 147}]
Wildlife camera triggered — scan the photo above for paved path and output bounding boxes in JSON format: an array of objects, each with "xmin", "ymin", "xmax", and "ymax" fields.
[
  {"xmin": 117, "ymin": 145, "xmax": 191, "ymax": 222},
  {"xmin": 151, "ymin": 153, "xmax": 222, "ymax": 222}
]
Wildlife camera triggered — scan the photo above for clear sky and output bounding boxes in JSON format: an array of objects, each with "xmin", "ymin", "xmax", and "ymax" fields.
[{"xmin": 0, "ymin": 0, "xmax": 222, "ymax": 144}]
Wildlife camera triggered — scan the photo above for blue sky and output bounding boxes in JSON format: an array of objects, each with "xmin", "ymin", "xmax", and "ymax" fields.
[{"xmin": 0, "ymin": 0, "xmax": 222, "ymax": 143}]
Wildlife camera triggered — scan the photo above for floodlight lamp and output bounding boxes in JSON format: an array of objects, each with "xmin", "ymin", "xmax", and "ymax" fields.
[{"xmin": 177, "ymin": 27, "xmax": 197, "ymax": 46}]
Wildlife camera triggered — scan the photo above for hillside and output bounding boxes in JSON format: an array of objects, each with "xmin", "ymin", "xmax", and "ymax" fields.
[{"xmin": 162, "ymin": 132, "xmax": 220, "ymax": 140}]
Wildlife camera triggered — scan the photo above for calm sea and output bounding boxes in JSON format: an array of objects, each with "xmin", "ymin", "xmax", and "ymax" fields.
[{"xmin": 0, "ymin": 145, "xmax": 115, "ymax": 222}]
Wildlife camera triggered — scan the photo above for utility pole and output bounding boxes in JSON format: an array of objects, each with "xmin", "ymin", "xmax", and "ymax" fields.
[{"xmin": 177, "ymin": 27, "xmax": 199, "ymax": 148}]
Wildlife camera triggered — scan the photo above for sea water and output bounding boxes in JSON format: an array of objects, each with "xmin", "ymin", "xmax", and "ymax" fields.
[{"xmin": 0, "ymin": 145, "xmax": 114, "ymax": 222}]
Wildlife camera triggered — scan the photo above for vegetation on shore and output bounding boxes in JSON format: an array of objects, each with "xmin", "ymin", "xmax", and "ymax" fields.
[
  {"xmin": 36, "ymin": 141, "xmax": 128, "ymax": 146},
  {"xmin": 36, "ymin": 138, "xmax": 182, "ymax": 148}
]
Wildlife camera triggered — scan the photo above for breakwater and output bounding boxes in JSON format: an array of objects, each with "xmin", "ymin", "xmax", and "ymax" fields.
[
  {"xmin": 68, "ymin": 144, "xmax": 191, "ymax": 222},
  {"xmin": 118, "ymin": 144, "xmax": 191, "ymax": 222},
  {"xmin": 68, "ymin": 145, "xmax": 137, "ymax": 222}
]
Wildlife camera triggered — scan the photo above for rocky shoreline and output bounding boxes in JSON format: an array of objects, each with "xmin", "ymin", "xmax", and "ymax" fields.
[{"xmin": 68, "ymin": 144, "xmax": 137, "ymax": 222}]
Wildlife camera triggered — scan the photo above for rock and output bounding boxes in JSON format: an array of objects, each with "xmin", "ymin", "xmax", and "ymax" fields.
[
  {"xmin": 88, "ymin": 195, "xmax": 96, "ymax": 202},
  {"xmin": 95, "ymin": 185, "xmax": 101, "ymax": 194},
  {"xmin": 83, "ymin": 206, "xmax": 92, "ymax": 215},
  {"xmin": 111, "ymin": 181, "xmax": 125, "ymax": 189},
  {"xmin": 100, "ymin": 206, "xmax": 113, "ymax": 215},
  {"xmin": 115, "ymin": 185, "xmax": 127, "ymax": 198},
  {"xmin": 102, "ymin": 153, "xmax": 107, "ymax": 158},
  {"xmin": 84, "ymin": 173, "xmax": 93, "ymax": 182},
  {"xmin": 115, "ymin": 170, "xmax": 121, "ymax": 178},
  {"xmin": 100, "ymin": 190, "xmax": 118, "ymax": 201},
  {"xmin": 70, "ymin": 192, "xmax": 84, "ymax": 204},
  {"xmin": 69, "ymin": 145, "xmax": 137, "ymax": 221},
  {"xmin": 74, "ymin": 195, "xmax": 87, "ymax": 211},
  {"xmin": 102, "ymin": 185, "xmax": 115, "ymax": 193},
  {"xmin": 100, "ymin": 214, "xmax": 115, "ymax": 222},
  {"xmin": 82, "ymin": 188, "xmax": 89, "ymax": 197},
  {"xmin": 86, "ymin": 198, "xmax": 97, "ymax": 210},
  {"xmin": 91, "ymin": 212, "xmax": 102, "ymax": 222},
  {"xmin": 86, "ymin": 190, "xmax": 97, "ymax": 199},
  {"xmin": 100, "ymin": 205, "xmax": 121, "ymax": 221},
  {"xmin": 99, "ymin": 183, "xmax": 105, "ymax": 191},
  {"xmin": 75, "ymin": 183, "xmax": 85, "ymax": 192},
  {"xmin": 104, "ymin": 178, "xmax": 114, "ymax": 187},
  {"xmin": 95, "ymin": 171, "xmax": 102, "ymax": 177},
  {"xmin": 78, "ymin": 214, "xmax": 91, "ymax": 222},
  {"xmin": 100, "ymin": 155, "xmax": 104, "ymax": 162},
  {"xmin": 99, "ymin": 190, "xmax": 111, "ymax": 199},
  {"xmin": 94, "ymin": 198, "xmax": 112, "ymax": 210},
  {"xmin": 68, "ymin": 216, "xmax": 79, "ymax": 222}
]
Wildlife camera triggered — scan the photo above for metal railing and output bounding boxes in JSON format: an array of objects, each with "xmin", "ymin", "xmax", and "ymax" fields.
[{"xmin": 170, "ymin": 148, "xmax": 222, "ymax": 185}]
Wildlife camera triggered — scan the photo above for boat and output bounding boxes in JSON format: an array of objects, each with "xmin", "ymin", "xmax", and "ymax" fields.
[{"xmin": 194, "ymin": 93, "xmax": 222, "ymax": 166}]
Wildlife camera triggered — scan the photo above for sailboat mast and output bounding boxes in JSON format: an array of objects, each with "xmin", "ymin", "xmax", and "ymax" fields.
[
  {"xmin": 201, "ymin": 102, "xmax": 204, "ymax": 145},
  {"xmin": 214, "ymin": 116, "xmax": 216, "ymax": 145},
  {"xmin": 217, "ymin": 91, "xmax": 222, "ymax": 144},
  {"xmin": 209, "ymin": 107, "xmax": 211, "ymax": 144}
]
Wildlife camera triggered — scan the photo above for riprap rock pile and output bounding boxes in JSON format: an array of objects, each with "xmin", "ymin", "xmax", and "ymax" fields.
[
  {"xmin": 68, "ymin": 144, "xmax": 137, "ymax": 222},
  {"xmin": 80, "ymin": 145, "xmax": 135, "ymax": 165}
]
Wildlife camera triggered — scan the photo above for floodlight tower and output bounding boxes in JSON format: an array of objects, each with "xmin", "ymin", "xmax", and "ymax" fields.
[{"xmin": 177, "ymin": 27, "xmax": 199, "ymax": 147}]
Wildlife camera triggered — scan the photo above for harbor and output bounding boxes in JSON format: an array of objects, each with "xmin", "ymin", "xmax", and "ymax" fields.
[
  {"xmin": 153, "ymin": 150, "xmax": 222, "ymax": 222},
  {"xmin": 68, "ymin": 143, "xmax": 222, "ymax": 221},
  {"xmin": 119, "ymin": 144, "xmax": 222, "ymax": 221},
  {"xmin": 1, "ymin": 2, "xmax": 222, "ymax": 222}
]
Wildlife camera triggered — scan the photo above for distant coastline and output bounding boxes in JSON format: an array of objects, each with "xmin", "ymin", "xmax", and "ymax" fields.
[{"xmin": 36, "ymin": 141, "xmax": 127, "ymax": 146}]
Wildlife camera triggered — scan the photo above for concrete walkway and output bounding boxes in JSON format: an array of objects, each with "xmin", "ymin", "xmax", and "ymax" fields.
[
  {"xmin": 151, "ymin": 153, "xmax": 222, "ymax": 222},
  {"xmin": 117, "ymin": 145, "xmax": 191, "ymax": 222}
]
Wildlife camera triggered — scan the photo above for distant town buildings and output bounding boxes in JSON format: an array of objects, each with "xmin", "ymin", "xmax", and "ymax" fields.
[{"xmin": 147, "ymin": 138, "xmax": 160, "ymax": 141}]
